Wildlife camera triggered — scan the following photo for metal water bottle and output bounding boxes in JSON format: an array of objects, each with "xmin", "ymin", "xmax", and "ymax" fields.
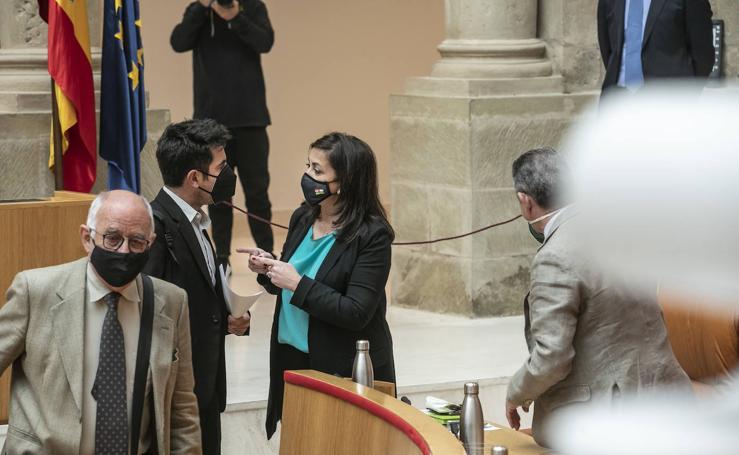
[
  {"xmin": 351, "ymin": 340, "xmax": 374, "ymax": 388},
  {"xmin": 491, "ymin": 446, "xmax": 508, "ymax": 455},
  {"xmin": 460, "ymin": 382, "xmax": 484, "ymax": 455}
]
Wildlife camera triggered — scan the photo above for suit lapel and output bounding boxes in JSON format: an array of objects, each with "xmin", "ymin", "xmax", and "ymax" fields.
[
  {"xmin": 615, "ymin": 0, "xmax": 627, "ymax": 52},
  {"xmin": 643, "ymin": 0, "xmax": 668, "ymax": 47},
  {"xmin": 148, "ymin": 290, "xmax": 174, "ymax": 436},
  {"xmin": 156, "ymin": 189, "xmax": 215, "ymax": 291},
  {"xmin": 51, "ymin": 259, "xmax": 88, "ymax": 413},
  {"xmin": 315, "ymin": 241, "xmax": 350, "ymax": 282}
]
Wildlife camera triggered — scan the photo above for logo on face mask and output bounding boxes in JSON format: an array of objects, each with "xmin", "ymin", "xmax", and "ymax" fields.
[{"xmin": 301, "ymin": 173, "xmax": 335, "ymax": 206}]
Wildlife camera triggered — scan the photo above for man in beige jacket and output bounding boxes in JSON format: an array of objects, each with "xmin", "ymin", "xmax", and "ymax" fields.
[
  {"xmin": 0, "ymin": 190, "xmax": 201, "ymax": 454},
  {"xmin": 505, "ymin": 148, "xmax": 691, "ymax": 447}
]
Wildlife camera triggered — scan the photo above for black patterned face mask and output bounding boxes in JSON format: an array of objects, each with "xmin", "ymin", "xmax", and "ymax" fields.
[
  {"xmin": 199, "ymin": 163, "xmax": 237, "ymax": 204},
  {"xmin": 90, "ymin": 244, "xmax": 150, "ymax": 287},
  {"xmin": 301, "ymin": 173, "xmax": 335, "ymax": 206}
]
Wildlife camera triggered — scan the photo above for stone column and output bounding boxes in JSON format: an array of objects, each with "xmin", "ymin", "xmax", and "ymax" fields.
[
  {"xmin": 431, "ymin": 0, "xmax": 551, "ymax": 79},
  {"xmin": 390, "ymin": 0, "xmax": 593, "ymax": 316},
  {"xmin": 0, "ymin": 0, "xmax": 168, "ymax": 201},
  {"xmin": 0, "ymin": 0, "xmax": 100, "ymax": 200}
]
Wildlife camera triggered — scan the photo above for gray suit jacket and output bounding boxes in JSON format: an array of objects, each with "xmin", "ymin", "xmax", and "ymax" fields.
[
  {"xmin": 506, "ymin": 211, "xmax": 690, "ymax": 447},
  {"xmin": 0, "ymin": 258, "xmax": 202, "ymax": 454}
]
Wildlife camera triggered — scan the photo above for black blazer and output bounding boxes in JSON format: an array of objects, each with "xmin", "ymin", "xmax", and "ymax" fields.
[
  {"xmin": 597, "ymin": 0, "xmax": 714, "ymax": 90},
  {"xmin": 262, "ymin": 204, "xmax": 396, "ymax": 437},
  {"xmin": 143, "ymin": 189, "xmax": 230, "ymax": 412}
]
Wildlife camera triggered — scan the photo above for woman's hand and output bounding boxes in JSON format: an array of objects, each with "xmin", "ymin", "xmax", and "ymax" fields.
[
  {"xmin": 251, "ymin": 257, "xmax": 301, "ymax": 292},
  {"xmin": 237, "ymin": 247, "xmax": 274, "ymax": 274}
]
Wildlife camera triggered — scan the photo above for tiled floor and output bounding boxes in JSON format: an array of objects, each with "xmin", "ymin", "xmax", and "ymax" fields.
[{"xmin": 222, "ymin": 214, "xmax": 529, "ymax": 405}]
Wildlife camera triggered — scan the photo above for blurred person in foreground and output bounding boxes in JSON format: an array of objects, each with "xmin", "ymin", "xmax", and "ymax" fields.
[
  {"xmin": 239, "ymin": 133, "xmax": 396, "ymax": 439},
  {"xmin": 171, "ymin": 0, "xmax": 275, "ymax": 266},
  {"xmin": 504, "ymin": 147, "xmax": 691, "ymax": 447}
]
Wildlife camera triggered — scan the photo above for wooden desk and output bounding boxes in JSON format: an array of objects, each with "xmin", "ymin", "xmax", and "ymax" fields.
[
  {"xmin": 0, "ymin": 191, "xmax": 95, "ymax": 423},
  {"xmin": 281, "ymin": 370, "xmax": 465, "ymax": 455},
  {"xmin": 484, "ymin": 424, "xmax": 553, "ymax": 455}
]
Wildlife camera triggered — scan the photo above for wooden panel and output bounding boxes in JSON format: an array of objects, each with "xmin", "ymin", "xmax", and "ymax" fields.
[
  {"xmin": 281, "ymin": 370, "xmax": 465, "ymax": 455},
  {"xmin": 343, "ymin": 378, "xmax": 396, "ymax": 397},
  {"xmin": 484, "ymin": 423, "xmax": 554, "ymax": 455},
  {"xmin": 0, "ymin": 191, "xmax": 95, "ymax": 423}
]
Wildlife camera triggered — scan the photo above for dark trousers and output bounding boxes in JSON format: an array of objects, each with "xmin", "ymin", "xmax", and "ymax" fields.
[
  {"xmin": 199, "ymin": 399, "xmax": 222, "ymax": 455},
  {"xmin": 209, "ymin": 126, "xmax": 274, "ymax": 257},
  {"xmin": 266, "ymin": 343, "xmax": 310, "ymax": 439}
]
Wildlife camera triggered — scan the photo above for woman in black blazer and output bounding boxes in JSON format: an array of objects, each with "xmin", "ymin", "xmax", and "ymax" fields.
[{"xmin": 239, "ymin": 132, "xmax": 396, "ymax": 439}]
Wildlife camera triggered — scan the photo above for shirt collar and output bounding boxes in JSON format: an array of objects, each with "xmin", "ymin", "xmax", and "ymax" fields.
[
  {"xmin": 86, "ymin": 262, "xmax": 140, "ymax": 304},
  {"xmin": 163, "ymin": 186, "xmax": 211, "ymax": 230},
  {"xmin": 543, "ymin": 205, "xmax": 572, "ymax": 241}
]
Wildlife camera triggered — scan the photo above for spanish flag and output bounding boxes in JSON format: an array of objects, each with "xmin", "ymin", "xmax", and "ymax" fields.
[{"xmin": 39, "ymin": 0, "xmax": 97, "ymax": 193}]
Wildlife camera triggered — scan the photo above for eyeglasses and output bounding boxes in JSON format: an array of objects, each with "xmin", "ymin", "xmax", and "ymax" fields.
[{"xmin": 89, "ymin": 228, "xmax": 150, "ymax": 254}]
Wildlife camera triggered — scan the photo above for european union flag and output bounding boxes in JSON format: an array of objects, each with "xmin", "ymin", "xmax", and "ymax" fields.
[{"xmin": 100, "ymin": 0, "xmax": 147, "ymax": 193}]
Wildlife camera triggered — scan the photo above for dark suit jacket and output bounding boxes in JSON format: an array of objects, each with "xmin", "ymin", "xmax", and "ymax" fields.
[
  {"xmin": 597, "ymin": 0, "xmax": 714, "ymax": 90},
  {"xmin": 262, "ymin": 204, "xmax": 396, "ymax": 438},
  {"xmin": 144, "ymin": 189, "xmax": 230, "ymax": 413}
]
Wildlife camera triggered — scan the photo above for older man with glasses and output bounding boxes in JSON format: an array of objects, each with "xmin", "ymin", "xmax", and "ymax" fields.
[{"xmin": 0, "ymin": 190, "xmax": 201, "ymax": 454}]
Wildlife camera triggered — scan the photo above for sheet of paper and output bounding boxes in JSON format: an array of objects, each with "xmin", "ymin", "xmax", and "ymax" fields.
[{"xmin": 219, "ymin": 264, "xmax": 263, "ymax": 317}]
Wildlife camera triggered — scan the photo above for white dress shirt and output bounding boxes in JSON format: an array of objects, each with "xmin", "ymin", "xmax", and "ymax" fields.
[
  {"xmin": 163, "ymin": 186, "xmax": 216, "ymax": 284},
  {"xmin": 81, "ymin": 264, "xmax": 146, "ymax": 455}
]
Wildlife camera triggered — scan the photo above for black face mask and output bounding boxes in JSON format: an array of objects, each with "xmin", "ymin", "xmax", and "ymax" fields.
[
  {"xmin": 301, "ymin": 173, "xmax": 336, "ymax": 206},
  {"xmin": 90, "ymin": 244, "xmax": 150, "ymax": 287},
  {"xmin": 199, "ymin": 164, "xmax": 237, "ymax": 204},
  {"xmin": 528, "ymin": 224, "xmax": 545, "ymax": 244}
]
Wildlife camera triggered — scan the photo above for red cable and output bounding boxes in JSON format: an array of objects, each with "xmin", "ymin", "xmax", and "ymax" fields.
[{"xmin": 219, "ymin": 201, "xmax": 522, "ymax": 246}]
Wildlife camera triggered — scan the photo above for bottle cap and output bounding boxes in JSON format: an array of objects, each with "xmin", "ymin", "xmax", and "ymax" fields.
[
  {"xmin": 356, "ymin": 340, "xmax": 370, "ymax": 351},
  {"xmin": 464, "ymin": 382, "xmax": 479, "ymax": 394},
  {"xmin": 491, "ymin": 446, "xmax": 508, "ymax": 455}
]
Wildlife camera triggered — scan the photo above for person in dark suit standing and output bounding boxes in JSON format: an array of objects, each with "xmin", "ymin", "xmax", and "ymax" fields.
[
  {"xmin": 171, "ymin": 0, "xmax": 275, "ymax": 267},
  {"xmin": 144, "ymin": 119, "xmax": 251, "ymax": 454},
  {"xmin": 597, "ymin": 0, "xmax": 714, "ymax": 92},
  {"xmin": 239, "ymin": 133, "xmax": 396, "ymax": 439}
]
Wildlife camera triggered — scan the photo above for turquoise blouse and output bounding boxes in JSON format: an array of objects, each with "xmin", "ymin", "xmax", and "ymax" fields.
[{"xmin": 278, "ymin": 226, "xmax": 336, "ymax": 353}]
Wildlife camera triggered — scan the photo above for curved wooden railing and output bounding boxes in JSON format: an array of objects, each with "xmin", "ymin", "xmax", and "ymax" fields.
[{"xmin": 281, "ymin": 370, "xmax": 465, "ymax": 455}]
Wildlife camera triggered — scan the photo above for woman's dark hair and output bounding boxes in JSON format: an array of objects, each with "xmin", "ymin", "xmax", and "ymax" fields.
[{"xmin": 309, "ymin": 132, "xmax": 394, "ymax": 243}]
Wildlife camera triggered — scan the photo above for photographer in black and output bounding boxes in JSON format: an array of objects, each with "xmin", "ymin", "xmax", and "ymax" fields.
[{"xmin": 171, "ymin": 0, "xmax": 275, "ymax": 274}]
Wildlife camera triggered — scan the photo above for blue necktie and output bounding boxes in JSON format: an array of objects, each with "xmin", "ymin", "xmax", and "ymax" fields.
[{"xmin": 624, "ymin": 0, "xmax": 645, "ymax": 89}]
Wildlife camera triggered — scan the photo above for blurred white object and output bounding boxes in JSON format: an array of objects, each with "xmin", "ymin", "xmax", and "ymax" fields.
[
  {"xmin": 550, "ymin": 83, "xmax": 739, "ymax": 454},
  {"xmin": 549, "ymin": 386, "xmax": 739, "ymax": 455},
  {"xmin": 566, "ymin": 84, "xmax": 739, "ymax": 306}
]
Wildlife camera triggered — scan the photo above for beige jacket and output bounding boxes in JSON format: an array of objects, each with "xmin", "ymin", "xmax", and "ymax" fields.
[
  {"xmin": 0, "ymin": 258, "xmax": 201, "ymax": 454},
  {"xmin": 506, "ymin": 211, "xmax": 691, "ymax": 447}
]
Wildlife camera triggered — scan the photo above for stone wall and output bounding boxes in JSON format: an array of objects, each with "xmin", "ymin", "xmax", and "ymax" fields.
[{"xmin": 0, "ymin": 0, "xmax": 166, "ymax": 202}]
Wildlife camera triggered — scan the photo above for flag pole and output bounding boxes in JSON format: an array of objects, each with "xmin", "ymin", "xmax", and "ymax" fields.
[{"xmin": 50, "ymin": 77, "xmax": 64, "ymax": 191}]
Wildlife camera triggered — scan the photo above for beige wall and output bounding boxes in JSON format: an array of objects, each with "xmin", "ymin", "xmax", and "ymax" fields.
[{"xmin": 140, "ymin": 0, "xmax": 445, "ymax": 212}]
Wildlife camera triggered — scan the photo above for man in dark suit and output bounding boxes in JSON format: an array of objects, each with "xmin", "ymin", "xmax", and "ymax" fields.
[
  {"xmin": 144, "ymin": 119, "xmax": 251, "ymax": 454},
  {"xmin": 597, "ymin": 0, "xmax": 714, "ymax": 92}
]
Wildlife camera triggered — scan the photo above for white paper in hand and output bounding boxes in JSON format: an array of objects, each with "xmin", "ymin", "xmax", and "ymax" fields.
[{"xmin": 219, "ymin": 264, "xmax": 263, "ymax": 317}]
